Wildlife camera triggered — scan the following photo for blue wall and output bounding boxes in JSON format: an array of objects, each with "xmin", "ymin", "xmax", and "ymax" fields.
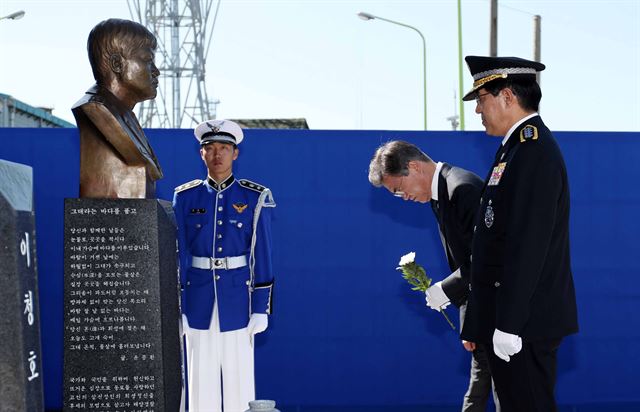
[{"xmin": 0, "ymin": 127, "xmax": 638, "ymax": 410}]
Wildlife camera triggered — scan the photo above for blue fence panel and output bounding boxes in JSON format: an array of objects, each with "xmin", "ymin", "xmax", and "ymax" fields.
[{"xmin": 0, "ymin": 127, "xmax": 638, "ymax": 410}]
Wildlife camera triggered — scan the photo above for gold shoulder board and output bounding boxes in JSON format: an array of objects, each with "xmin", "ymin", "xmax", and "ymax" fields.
[{"xmin": 519, "ymin": 125, "xmax": 539, "ymax": 143}]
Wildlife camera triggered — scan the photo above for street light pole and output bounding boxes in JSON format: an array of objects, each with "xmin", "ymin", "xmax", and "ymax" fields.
[
  {"xmin": 358, "ymin": 12, "xmax": 427, "ymax": 130},
  {"xmin": 457, "ymin": 0, "xmax": 465, "ymax": 130},
  {"xmin": 0, "ymin": 10, "xmax": 26, "ymax": 21}
]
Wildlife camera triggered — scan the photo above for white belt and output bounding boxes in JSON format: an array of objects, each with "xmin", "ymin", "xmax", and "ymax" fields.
[{"xmin": 191, "ymin": 255, "xmax": 248, "ymax": 270}]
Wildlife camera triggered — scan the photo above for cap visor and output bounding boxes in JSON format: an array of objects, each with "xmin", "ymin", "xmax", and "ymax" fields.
[
  {"xmin": 200, "ymin": 136, "xmax": 236, "ymax": 146},
  {"xmin": 462, "ymin": 87, "xmax": 479, "ymax": 101}
]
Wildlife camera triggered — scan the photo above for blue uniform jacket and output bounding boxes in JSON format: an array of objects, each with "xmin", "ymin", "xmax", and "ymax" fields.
[{"xmin": 173, "ymin": 175, "xmax": 275, "ymax": 331}]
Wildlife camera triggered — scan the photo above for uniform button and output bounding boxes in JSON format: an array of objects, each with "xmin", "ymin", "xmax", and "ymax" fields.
[
  {"xmin": 494, "ymin": 282, "xmax": 501, "ymax": 287},
  {"xmin": 479, "ymin": 197, "xmax": 483, "ymax": 204},
  {"xmin": 186, "ymin": 281, "xmax": 191, "ymax": 286},
  {"xmin": 468, "ymin": 284, "xmax": 472, "ymax": 291},
  {"xmin": 237, "ymin": 222, "xmax": 243, "ymax": 228},
  {"xmin": 217, "ymin": 233, "xmax": 222, "ymax": 239},
  {"xmin": 195, "ymin": 223, "xmax": 201, "ymax": 228},
  {"xmin": 218, "ymin": 206, "xmax": 223, "ymax": 211},
  {"xmin": 215, "ymin": 275, "xmax": 221, "ymax": 280},
  {"xmin": 470, "ymin": 254, "xmax": 473, "ymax": 262},
  {"xmin": 217, "ymin": 247, "xmax": 222, "ymax": 252},
  {"xmin": 473, "ymin": 225, "xmax": 477, "ymax": 232},
  {"xmin": 217, "ymin": 220, "xmax": 223, "ymax": 225},
  {"xmin": 245, "ymin": 280, "xmax": 251, "ymax": 286},
  {"xmin": 221, "ymin": 183, "xmax": 226, "ymax": 188},
  {"xmin": 218, "ymin": 194, "xmax": 223, "ymax": 199}
]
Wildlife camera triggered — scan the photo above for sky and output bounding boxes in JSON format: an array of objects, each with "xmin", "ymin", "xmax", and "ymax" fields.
[{"xmin": 0, "ymin": 0, "xmax": 638, "ymax": 132}]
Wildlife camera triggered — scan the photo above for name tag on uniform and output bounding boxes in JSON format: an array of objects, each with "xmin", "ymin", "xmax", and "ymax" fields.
[{"xmin": 488, "ymin": 162, "xmax": 507, "ymax": 186}]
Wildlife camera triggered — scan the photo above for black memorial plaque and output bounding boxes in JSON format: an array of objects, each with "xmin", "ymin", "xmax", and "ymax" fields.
[
  {"xmin": 0, "ymin": 159, "xmax": 45, "ymax": 411},
  {"xmin": 63, "ymin": 198, "xmax": 181, "ymax": 411}
]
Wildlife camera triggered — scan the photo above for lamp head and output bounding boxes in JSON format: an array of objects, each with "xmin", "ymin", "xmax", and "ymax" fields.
[
  {"xmin": 357, "ymin": 12, "xmax": 375, "ymax": 21},
  {"xmin": 7, "ymin": 10, "xmax": 25, "ymax": 20}
]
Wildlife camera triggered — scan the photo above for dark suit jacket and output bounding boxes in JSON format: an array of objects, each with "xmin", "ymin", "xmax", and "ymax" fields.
[
  {"xmin": 461, "ymin": 115, "xmax": 579, "ymax": 344},
  {"xmin": 72, "ymin": 84, "xmax": 163, "ymax": 198},
  {"xmin": 430, "ymin": 163, "xmax": 483, "ymax": 328}
]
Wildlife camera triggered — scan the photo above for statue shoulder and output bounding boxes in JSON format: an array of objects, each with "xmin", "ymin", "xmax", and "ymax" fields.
[
  {"xmin": 175, "ymin": 179, "xmax": 203, "ymax": 193},
  {"xmin": 72, "ymin": 85, "xmax": 106, "ymax": 110}
]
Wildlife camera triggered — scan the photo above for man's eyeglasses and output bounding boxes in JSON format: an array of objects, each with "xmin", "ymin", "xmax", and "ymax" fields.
[
  {"xmin": 393, "ymin": 175, "xmax": 406, "ymax": 198},
  {"xmin": 475, "ymin": 91, "xmax": 492, "ymax": 105}
]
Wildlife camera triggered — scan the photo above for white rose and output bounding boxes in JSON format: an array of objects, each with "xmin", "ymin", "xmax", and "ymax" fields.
[{"xmin": 398, "ymin": 252, "xmax": 416, "ymax": 266}]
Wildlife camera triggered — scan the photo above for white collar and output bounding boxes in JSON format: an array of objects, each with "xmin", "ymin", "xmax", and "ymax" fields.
[
  {"xmin": 502, "ymin": 112, "xmax": 539, "ymax": 146},
  {"xmin": 430, "ymin": 162, "xmax": 444, "ymax": 201}
]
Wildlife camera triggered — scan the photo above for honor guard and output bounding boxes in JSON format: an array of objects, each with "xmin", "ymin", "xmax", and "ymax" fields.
[
  {"xmin": 173, "ymin": 119, "xmax": 275, "ymax": 412},
  {"xmin": 462, "ymin": 56, "xmax": 578, "ymax": 412}
]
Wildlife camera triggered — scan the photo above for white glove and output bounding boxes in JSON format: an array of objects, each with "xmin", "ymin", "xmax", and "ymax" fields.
[
  {"xmin": 425, "ymin": 281, "xmax": 451, "ymax": 311},
  {"xmin": 492, "ymin": 328, "xmax": 522, "ymax": 362},
  {"xmin": 247, "ymin": 313, "xmax": 269, "ymax": 336}
]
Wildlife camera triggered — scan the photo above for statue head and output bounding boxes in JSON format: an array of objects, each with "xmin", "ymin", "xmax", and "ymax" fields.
[{"xmin": 87, "ymin": 18, "xmax": 159, "ymax": 109}]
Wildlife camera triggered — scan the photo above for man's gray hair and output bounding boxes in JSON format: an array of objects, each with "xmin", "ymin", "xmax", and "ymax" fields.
[{"xmin": 368, "ymin": 140, "xmax": 432, "ymax": 187}]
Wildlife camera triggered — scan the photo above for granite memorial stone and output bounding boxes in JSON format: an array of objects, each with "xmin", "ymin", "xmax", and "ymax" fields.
[
  {"xmin": 0, "ymin": 159, "xmax": 45, "ymax": 411},
  {"xmin": 63, "ymin": 198, "xmax": 181, "ymax": 411}
]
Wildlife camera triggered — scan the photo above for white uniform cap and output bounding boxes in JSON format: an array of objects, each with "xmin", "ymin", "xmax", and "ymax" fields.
[{"xmin": 194, "ymin": 119, "xmax": 244, "ymax": 146}]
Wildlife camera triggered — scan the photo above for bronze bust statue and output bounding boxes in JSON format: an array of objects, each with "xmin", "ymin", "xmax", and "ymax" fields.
[{"xmin": 72, "ymin": 18, "xmax": 163, "ymax": 198}]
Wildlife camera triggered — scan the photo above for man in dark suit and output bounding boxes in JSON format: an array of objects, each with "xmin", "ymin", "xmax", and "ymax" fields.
[
  {"xmin": 72, "ymin": 18, "xmax": 162, "ymax": 198},
  {"xmin": 368, "ymin": 140, "xmax": 499, "ymax": 411},
  {"xmin": 461, "ymin": 56, "xmax": 579, "ymax": 412}
]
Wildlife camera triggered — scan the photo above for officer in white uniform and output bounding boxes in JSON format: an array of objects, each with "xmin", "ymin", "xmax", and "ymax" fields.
[{"xmin": 173, "ymin": 119, "xmax": 275, "ymax": 412}]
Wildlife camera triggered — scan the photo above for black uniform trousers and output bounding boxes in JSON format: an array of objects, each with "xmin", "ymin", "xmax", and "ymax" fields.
[{"xmin": 487, "ymin": 338, "xmax": 562, "ymax": 412}]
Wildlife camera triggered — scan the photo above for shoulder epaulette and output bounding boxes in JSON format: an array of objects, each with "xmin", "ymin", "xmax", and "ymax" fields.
[
  {"xmin": 519, "ymin": 124, "xmax": 539, "ymax": 143},
  {"xmin": 174, "ymin": 179, "xmax": 202, "ymax": 193},
  {"xmin": 239, "ymin": 179, "xmax": 268, "ymax": 193}
]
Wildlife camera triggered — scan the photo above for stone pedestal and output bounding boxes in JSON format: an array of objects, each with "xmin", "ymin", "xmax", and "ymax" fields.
[
  {"xmin": 63, "ymin": 198, "xmax": 182, "ymax": 411},
  {"xmin": 0, "ymin": 159, "xmax": 44, "ymax": 411}
]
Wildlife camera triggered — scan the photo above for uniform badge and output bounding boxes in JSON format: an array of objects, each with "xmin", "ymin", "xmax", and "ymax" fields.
[
  {"xmin": 484, "ymin": 200, "xmax": 494, "ymax": 228},
  {"xmin": 519, "ymin": 124, "xmax": 538, "ymax": 142},
  {"xmin": 488, "ymin": 162, "xmax": 507, "ymax": 186},
  {"xmin": 206, "ymin": 121, "xmax": 221, "ymax": 133},
  {"xmin": 233, "ymin": 203, "xmax": 248, "ymax": 213},
  {"xmin": 190, "ymin": 208, "xmax": 206, "ymax": 214}
]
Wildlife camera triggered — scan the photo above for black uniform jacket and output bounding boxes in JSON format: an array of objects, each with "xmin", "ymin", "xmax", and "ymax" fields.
[
  {"xmin": 430, "ymin": 163, "xmax": 483, "ymax": 329},
  {"xmin": 461, "ymin": 115, "xmax": 579, "ymax": 344}
]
